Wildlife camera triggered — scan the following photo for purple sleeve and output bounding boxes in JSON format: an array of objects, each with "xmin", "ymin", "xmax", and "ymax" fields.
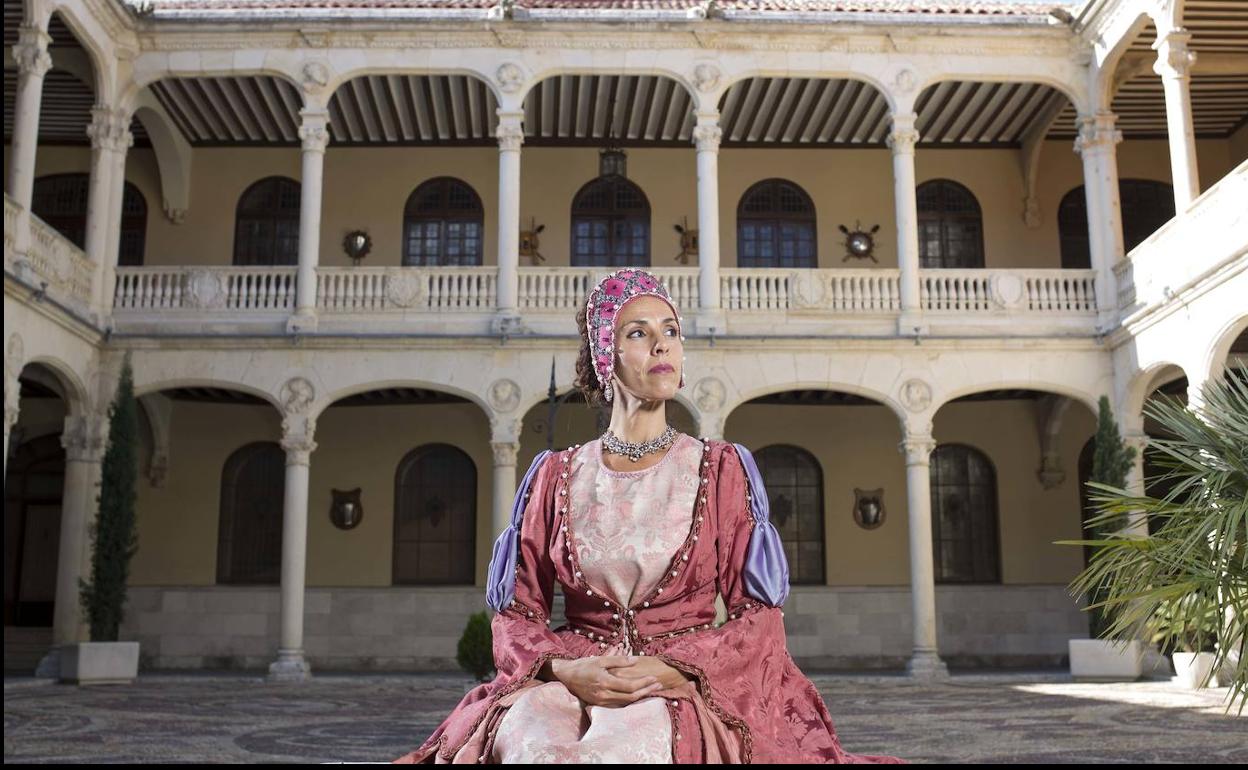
[
  {"xmin": 731, "ymin": 442, "xmax": 791, "ymax": 607},
  {"xmin": 485, "ymin": 449, "xmax": 553, "ymax": 612}
]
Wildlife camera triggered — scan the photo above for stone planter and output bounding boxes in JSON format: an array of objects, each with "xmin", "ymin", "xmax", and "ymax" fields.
[
  {"xmin": 1069, "ymin": 638, "xmax": 1144, "ymax": 681},
  {"xmin": 1172, "ymin": 651, "xmax": 1221, "ymax": 689},
  {"xmin": 61, "ymin": 641, "xmax": 140, "ymax": 685}
]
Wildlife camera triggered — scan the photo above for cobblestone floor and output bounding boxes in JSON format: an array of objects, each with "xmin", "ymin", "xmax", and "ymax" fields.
[{"xmin": 4, "ymin": 670, "xmax": 1244, "ymax": 763}]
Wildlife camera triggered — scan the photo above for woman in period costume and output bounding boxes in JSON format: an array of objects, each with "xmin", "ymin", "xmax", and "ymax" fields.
[{"xmin": 393, "ymin": 268, "xmax": 907, "ymax": 764}]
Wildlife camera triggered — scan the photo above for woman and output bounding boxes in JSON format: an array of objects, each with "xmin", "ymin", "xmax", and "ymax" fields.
[{"xmin": 393, "ymin": 268, "xmax": 907, "ymax": 764}]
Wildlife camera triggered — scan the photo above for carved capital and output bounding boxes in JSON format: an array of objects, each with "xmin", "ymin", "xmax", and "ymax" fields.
[
  {"xmin": 280, "ymin": 420, "xmax": 317, "ymax": 464},
  {"xmin": 1073, "ymin": 112, "xmax": 1122, "ymax": 157},
  {"xmin": 496, "ymin": 111, "xmax": 525, "ymax": 152},
  {"xmin": 886, "ymin": 113, "xmax": 919, "ymax": 155},
  {"xmin": 298, "ymin": 109, "xmax": 331, "ymax": 153},
  {"xmin": 692, "ymin": 122, "xmax": 722, "ymax": 153},
  {"xmin": 61, "ymin": 413, "xmax": 107, "ymax": 463},
  {"xmin": 899, "ymin": 435, "xmax": 937, "ymax": 466},
  {"xmin": 1122, "ymin": 431, "xmax": 1149, "ymax": 455},
  {"xmin": 491, "ymin": 441, "xmax": 520, "ymax": 467},
  {"xmin": 87, "ymin": 107, "xmax": 134, "ymax": 153},
  {"xmin": 1037, "ymin": 453, "xmax": 1066, "ymax": 489},
  {"xmin": 1152, "ymin": 28, "xmax": 1197, "ymax": 79},
  {"xmin": 12, "ymin": 26, "xmax": 52, "ymax": 78},
  {"xmin": 1022, "ymin": 195, "xmax": 1042, "ymax": 228}
]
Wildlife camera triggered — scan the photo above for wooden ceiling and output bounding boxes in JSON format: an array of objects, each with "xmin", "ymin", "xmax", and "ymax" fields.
[{"xmin": 4, "ymin": 0, "xmax": 1245, "ymax": 147}]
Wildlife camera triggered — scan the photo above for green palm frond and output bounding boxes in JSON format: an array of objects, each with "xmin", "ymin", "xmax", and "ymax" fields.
[{"xmin": 1055, "ymin": 363, "xmax": 1248, "ymax": 717}]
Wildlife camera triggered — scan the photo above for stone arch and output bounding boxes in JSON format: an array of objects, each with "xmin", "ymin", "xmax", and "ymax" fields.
[
  {"xmin": 133, "ymin": 379, "xmax": 282, "ymax": 412},
  {"xmin": 1203, "ymin": 314, "xmax": 1248, "ymax": 384},
  {"xmin": 21, "ymin": 356, "xmax": 90, "ymax": 417}
]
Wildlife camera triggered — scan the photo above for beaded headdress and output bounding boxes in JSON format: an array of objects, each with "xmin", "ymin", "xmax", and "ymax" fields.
[{"xmin": 584, "ymin": 267, "xmax": 685, "ymax": 403}]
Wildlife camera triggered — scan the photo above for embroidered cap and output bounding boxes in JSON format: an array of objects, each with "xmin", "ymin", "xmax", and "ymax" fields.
[{"xmin": 584, "ymin": 268, "xmax": 685, "ymax": 402}]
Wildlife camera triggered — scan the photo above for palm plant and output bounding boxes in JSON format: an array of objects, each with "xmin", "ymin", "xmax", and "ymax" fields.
[{"xmin": 1055, "ymin": 362, "xmax": 1247, "ymax": 716}]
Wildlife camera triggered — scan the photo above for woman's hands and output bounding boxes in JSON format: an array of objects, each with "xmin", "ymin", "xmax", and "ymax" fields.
[{"xmin": 549, "ymin": 655, "xmax": 689, "ymax": 707}]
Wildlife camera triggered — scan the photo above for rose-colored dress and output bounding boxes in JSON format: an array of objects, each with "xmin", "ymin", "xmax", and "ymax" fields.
[
  {"xmin": 488, "ymin": 433, "xmax": 744, "ymax": 762},
  {"xmin": 393, "ymin": 435, "xmax": 908, "ymax": 764}
]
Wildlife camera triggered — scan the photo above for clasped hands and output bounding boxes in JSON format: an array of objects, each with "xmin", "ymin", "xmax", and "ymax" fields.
[{"xmin": 548, "ymin": 655, "xmax": 693, "ymax": 707}]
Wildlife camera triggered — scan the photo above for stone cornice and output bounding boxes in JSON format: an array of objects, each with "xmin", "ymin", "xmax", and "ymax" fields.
[{"xmin": 129, "ymin": 21, "xmax": 1075, "ymax": 57}]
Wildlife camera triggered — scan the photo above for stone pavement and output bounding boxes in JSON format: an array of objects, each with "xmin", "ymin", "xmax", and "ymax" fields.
[{"xmin": 4, "ymin": 670, "xmax": 1244, "ymax": 763}]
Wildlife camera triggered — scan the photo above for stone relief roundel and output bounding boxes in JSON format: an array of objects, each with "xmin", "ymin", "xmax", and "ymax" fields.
[
  {"xmin": 900, "ymin": 378, "xmax": 932, "ymax": 413},
  {"xmin": 281, "ymin": 376, "xmax": 315, "ymax": 415},
  {"xmin": 488, "ymin": 378, "xmax": 522, "ymax": 413},
  {"xmin": 496, "ymin": 63, "xmax": 525, "ymax": 94},
  {"xmin": 693, "ymin": 376, "xmax": 726, "ymax": 413}
]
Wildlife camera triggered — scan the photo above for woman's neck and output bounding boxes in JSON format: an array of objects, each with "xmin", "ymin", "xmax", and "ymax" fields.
[{"xmin": 605, "ymin": 400, "xmax": 668, "ymax": 444}]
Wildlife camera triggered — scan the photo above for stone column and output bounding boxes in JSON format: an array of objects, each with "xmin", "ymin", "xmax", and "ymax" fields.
[
  {"xmin": 899, "ymin": 433, "xmax": 949, "ymax": 679},
  {"xmin": 7, "ymin": 25, "xmax": 52, "ymax": 258},
  {"xmin": 1074, "ymin": 113, "xmax": 1124, "ymax": 332},
  {"xmin": 1122, "ymin": 431, "xmax": 1150, "ymax": 538},
  {"xmin": 287, "ymin": 108, "xmax": 329, "ymax": 334},
  {"xmin": 3, "ymin": 369, "xmax": 20, "ymax": 483},
  {"xmin": 492, "ymin": 441, "xmax": 520, "ymax": 541},
  {"xmin": 89, "ymin": 109, "xmax": 133, "ymax": 318},
  {"xmin": 36, "ymin": 413, "xmax": 106, "ymax": 678},
  {"xmin": 269, "ymin": 414, "xmax": 317, "ymax": 682},
  {"xmin": 693, "ymin": 112, "xmax": 725, "ymax": 335},
  {"xmin": 887, "ymin": 113, "xmax": 924, "ymax": 335},
  {"xmin": 1153, "ymin": 29, "xmax": 1201, "ymax": 210},
  {"xmin": 493, "ymin": 110, "xmax": 525, "ymax": 334}
]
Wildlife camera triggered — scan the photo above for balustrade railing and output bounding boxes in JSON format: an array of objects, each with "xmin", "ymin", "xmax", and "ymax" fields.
[{"xmin": 115, "ymin": 266, "xmax": 296, "ymax": 310}]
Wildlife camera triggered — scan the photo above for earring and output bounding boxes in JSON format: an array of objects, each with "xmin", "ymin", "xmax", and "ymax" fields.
[
  {"xmin": 604, "ymin": 382, "xmax": 614, "ymax": 402},
  {"xmin": 680, "ymin": 355, "xmax": 687, "ymax": 389}
]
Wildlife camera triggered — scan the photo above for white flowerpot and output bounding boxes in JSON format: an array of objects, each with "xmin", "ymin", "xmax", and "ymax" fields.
[
  {"xmin": 1069, "ymin": 638, "xmax": 1144, "ymax": 681},
  {"xmin": 61, "ymin": 641, "xmax": 140, "ymax": 685},
  {"xmin": 1172, "ymin": 651, "xmax": 1220, "ymax": 689}
]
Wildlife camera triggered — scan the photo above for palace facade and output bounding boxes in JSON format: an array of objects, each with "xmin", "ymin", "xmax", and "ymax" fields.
[{"xmin": 4, "ymin": 0, "xmax": 1246, "ymax": 679}]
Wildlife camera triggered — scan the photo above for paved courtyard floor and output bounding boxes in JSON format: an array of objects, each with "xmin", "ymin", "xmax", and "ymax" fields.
[{"xmin": 4, "ymin": 669, "xmax": 1244, "ymax": 763}]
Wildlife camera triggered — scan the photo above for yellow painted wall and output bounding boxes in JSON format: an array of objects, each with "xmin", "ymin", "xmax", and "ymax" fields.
[{"xmin": 6, "ymin": 136, "xmax": 1240, "ymax": 270}]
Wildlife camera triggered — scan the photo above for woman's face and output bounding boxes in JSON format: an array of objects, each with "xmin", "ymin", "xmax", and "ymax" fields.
[{"xmin": 611, "ymin": 294, "xmax": 682, "ymax": 401}]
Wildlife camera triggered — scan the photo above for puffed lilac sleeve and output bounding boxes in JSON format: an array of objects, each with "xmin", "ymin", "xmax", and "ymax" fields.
[
  {"xmin": 731, "ymin": 442, "xmax": 791, "ymax": 608},
  {"xmin": 486, "ymin": 449, "xmax": 552, "ymax": 612}
]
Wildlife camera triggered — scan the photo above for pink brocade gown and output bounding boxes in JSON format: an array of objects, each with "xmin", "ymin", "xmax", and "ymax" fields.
[{"xmin": 474, "ymin": 433, "xmax": 745, "ymax": 763}]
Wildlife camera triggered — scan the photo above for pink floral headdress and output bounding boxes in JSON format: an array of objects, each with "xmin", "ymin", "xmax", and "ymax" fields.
[{"xmin": 584, "ymin": 268, "xmax": 685, "ymax": 403}]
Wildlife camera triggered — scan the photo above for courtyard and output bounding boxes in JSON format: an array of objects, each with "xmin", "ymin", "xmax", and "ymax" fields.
[{"xmin": 3, "ymin": 670, "xmax": 1243, "ymax": 763}]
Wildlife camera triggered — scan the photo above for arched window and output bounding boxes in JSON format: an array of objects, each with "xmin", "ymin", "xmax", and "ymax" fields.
[
  {"xmin": 929, "ymin": 444, "xmax": 1000, "ymax": 583},
  {"xmin": 217, "ymin": 442, "xmax": 286, "ymax": 585},
  {"xmin": 1058, "ymin": 180, "xmax": 1176, "ymax": 269},
  {"xmin": 753, "ymin": 445, "xmax": 825, "ymax": 585},
  {"xmin": 393, "ymin": 444, "xmax": 477, "ymax": 585},
  {"xmin": 233, "ymin": 176, "xmax": 301, "ymax": 266},
  {"xmin": 916, "ymin": 179, "xmax": 984, "ymax": 269},
  {"xmin": 570, "ymin": 176, "xmax": 650, "ymax": 267},
  {"xmin": 31, "ymin": 173, "xmax": 147, "ymax": 266},
  {"xmin": 403, "ymin": 177, "xmax": 485, "ymax": 266},
  {"xmin": 737, "ymin": 179, "xmax": 816, "ymax": 268}
]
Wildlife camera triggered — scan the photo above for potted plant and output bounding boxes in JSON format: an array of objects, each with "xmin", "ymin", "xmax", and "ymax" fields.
[
  {"xmin": 458, "ymin": 610, "xmax": 495, "ymax": 693},
  {"xmin": 1150, "ymin": 587, "xmax": 1223, "ymax": 689},
  {"xmin": 1056, "ymin": 363, "xmax": 1247, "ymax": 715},
  {"xmin": 65, "ymin": 352, "xmax": 141, "ymax": 685},
  {"xmin": 1063, "ymin": 394, "xmax": 1144, "ymax": 681}
]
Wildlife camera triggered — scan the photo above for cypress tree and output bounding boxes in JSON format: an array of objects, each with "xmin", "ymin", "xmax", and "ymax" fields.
[
  {"xmin": 1086, "ymin": 394, "xmax": 1137, "ymax": 639},
  {"xmin": 78, "ymin": 352, "xmax": 140, "ymax": 642}
]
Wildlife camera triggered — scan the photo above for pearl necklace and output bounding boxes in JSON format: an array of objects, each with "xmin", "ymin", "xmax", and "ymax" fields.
[{"xmin": 600, "ymin": 425, "xmax": 678, "ymax": 463}]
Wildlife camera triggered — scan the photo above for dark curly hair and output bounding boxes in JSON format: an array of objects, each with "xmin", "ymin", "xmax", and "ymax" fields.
[{"xmin": 574, "ymin": 303, "xmax": 609, "ymax": 408}]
